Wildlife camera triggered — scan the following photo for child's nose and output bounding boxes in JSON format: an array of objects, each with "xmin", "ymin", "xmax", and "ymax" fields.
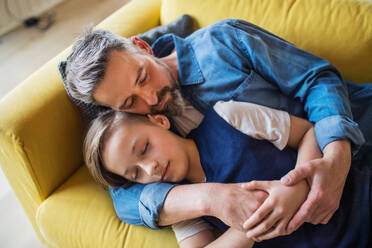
[{"xmin": 143, "ymin": 160, "xmax": 160, "ymax": 177}]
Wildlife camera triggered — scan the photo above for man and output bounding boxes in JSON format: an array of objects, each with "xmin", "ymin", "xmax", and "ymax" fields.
[{"xmin": 64, "ymin": 19, "xmax": 370, "ymax": 241}]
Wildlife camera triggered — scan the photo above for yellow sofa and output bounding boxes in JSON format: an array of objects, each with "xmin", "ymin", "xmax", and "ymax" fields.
[{"xmin": 0, "ymin": 0, "xmax": 371, "ymax": 247}]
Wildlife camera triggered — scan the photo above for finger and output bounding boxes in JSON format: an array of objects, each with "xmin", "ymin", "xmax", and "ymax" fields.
[
  {"xmin": 281, "ymin": 163, "xmax": 313, "ymax": 186},
  {"xmin": 320, "ymin": 211, "xmax": 334, "ymax": 224},
  {"xmin": 246, "ymin": 210, "xmax": 280, "ymax": 240},
  {"xmin": 241, "ymin": 180, "xmax": 270, "ymax": 191},
  {"xmin": 312, "ymin": 199, "xmax": 339, "ymax": 224},
  {"xmin": 311, "ymin": 210, "xmax": 330, "ymax": 225},
  {"xmin": 287, "ymin": 198, "xmax": 317, "ymax": 232},
  {"xmin": 255, "ymin": 219, "xmax": 288, "ymax": 241},
  {"xmin": 243, "ymin": 199, "xmax": 273, "ymax": 230}
]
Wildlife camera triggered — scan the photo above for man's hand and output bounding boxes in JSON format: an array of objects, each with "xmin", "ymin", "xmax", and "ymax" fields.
[
  {"xmin": 240, "ymin": 180, "xmax": 309, "ymax": 241},
  {"xmin": 280, "ymin": 140, "xmax": 351, "ymax": 232},
  {"xmin": 206, "ymin": 183, "xmax": 268, "ymax": 231}
]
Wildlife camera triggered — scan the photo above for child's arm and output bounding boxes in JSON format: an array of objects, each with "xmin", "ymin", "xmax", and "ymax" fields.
[
  {"xmin": 177, "ymin": 229, "xmax": 216, "ymax": 248},
  {"xmin": 173, "ymin": 218, "xmax": 254, "ymax": 248},
  {"xmin": 204, "ymin": 228, "xmax": 254, "ymax": 248},
  {"xmin": 242, "ymin": 116, "xmax": 322, "ymax": 241},
  {"xmin": 287, "ymin": 115, "xmax": 323, "ymax": 165},
  {"xmin": 178, "ymin": 227, "xmax": 254, "ymax": 248}
]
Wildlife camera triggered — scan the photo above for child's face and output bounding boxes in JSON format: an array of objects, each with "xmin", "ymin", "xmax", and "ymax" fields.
[{"xmin": 102, "ymin": 115, "xmax": 190, "ymax": 184}]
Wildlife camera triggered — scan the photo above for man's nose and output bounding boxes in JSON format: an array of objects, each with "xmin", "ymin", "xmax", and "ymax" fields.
[{"xmin": 138, "ymin": 87, "xmax": 158, "ymax": 106}]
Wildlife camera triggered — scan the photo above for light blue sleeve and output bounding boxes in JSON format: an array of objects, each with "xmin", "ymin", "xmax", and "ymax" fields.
[
  {"xmin": 228, "ymin": 19, "xmax": 365, "ymax": 154},
  {"xmin": 109, "ymin": 182, "xmax": 176, "ymax": 229}
]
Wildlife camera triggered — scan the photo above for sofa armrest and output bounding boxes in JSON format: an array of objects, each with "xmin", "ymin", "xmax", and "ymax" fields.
[
  {"xmin": 0, "ymin": 0, "xmax": 164, "ymax": 244},
  {"xmin": 0, "ymin": 49, "xmax": 84, "ymax": 242}
]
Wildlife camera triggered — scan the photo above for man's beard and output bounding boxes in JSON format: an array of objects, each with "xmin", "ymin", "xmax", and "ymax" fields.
[{"xmin": 150, "ymin": 59, "xmax": 185, "ymax": 117}]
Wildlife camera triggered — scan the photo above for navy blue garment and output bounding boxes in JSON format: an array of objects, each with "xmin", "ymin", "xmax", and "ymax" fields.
[{"xmin": 189, "ymin": 108, "xmax": 371, "ymax": 248}]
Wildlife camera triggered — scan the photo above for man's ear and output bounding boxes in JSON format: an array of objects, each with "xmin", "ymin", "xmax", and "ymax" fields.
[
  {"xmin": 131, "ymin": 36, "xmax": 154, "ymax": 55},
  {"xmin": 147, "ymin": 114, "xmax": 170, "ymax": 129}
]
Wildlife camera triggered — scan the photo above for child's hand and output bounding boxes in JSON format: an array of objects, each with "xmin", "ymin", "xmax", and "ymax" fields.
[{"xmin": 240, "ymin": 180, "xmax": 309, "ymax": 242}]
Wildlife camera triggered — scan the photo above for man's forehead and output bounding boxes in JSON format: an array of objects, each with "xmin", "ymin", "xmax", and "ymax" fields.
[
  {"xmin": 108, "ymin": 50, "xmax": 136, "ymax": 67},
  {"xmin": 93, "ymin": 51, "xmax": 141, "ymax": 104}
]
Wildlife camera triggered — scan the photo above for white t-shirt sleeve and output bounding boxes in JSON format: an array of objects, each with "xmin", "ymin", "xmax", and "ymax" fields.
[
  {"xmin": 213, "ymin": 100, "xmax": 291, "ymax": 150},
  {"xmin": 172, "ymin": 218, "xmax": 214, "ymax": 243}
]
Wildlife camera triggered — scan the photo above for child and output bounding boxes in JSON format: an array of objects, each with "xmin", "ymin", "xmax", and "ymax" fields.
[{"xmin": 84, "ymin": 101, "xmax": 371, "ymax": 248}]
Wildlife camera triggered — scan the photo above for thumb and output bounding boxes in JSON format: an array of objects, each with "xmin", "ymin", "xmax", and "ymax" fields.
[
  {"xmin": 281, "ymin": 163, "xmax": 313, "ymax": 186},
  {"xmin": 241, "ymin": 180, "xmax": 270, "ymax": 191}
]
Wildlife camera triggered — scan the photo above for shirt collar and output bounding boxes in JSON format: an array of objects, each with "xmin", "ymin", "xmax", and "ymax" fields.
[{"xmin": 151, "ymin": 34, "xmax": 204, "ymax": 86}]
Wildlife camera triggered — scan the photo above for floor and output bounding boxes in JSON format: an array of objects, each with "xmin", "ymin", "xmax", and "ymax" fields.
[{"xmin": 0, "ymin": 0, "xmax": 130, "ymax": 247}]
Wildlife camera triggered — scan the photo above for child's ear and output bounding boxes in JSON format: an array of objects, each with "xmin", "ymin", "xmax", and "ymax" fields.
[
  {"xmin": 131, "ymin": 36, "xmax": 154, "ymax": 55},
  {"xmin": 147, "ymin": 114, "xmax": 170, "ymax": 129}
]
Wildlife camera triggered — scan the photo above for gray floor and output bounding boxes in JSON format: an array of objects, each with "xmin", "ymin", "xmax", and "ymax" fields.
[{"xmin": 0, "ymin": 0, "xmax": 130, "ymax": 247}]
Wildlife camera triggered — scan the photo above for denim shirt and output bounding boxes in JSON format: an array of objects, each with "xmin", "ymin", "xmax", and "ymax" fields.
[{"xmin": 110, "ymin": 19, "xmax": 365, "ymax": 229}]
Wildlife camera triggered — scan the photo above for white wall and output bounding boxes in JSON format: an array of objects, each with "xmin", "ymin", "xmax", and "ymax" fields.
[{"xmin": 0, "ymin": 0, "xmax": 64, "ymax": 36}]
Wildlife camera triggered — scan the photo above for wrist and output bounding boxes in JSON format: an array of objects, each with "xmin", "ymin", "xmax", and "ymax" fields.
[
  {"xmin": 297, "ymin": 179, "xmax": 310, "ymax": 192},
  {"xmin": 197, "ymin": 183, "xmax": 217, "ymax": 217},
  {"xmin": 323, "ymin": 140, "xmax": 351, "ymax": 167}
]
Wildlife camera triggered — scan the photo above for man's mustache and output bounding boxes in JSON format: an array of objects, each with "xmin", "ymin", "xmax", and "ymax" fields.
[{"xmin": 150, "ymin": 86, "xmax": 173, "ymax": 112}]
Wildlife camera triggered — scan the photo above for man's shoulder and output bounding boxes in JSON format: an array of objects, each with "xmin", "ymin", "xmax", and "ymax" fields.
[{"xmin": 186, "ymin": 19, "xmax": 240, "ymax": 46}]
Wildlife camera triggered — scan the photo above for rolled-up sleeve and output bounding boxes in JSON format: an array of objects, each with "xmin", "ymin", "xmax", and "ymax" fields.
[
  {"xmin": 315, "ymin": 115, "xmax": 365, "ymax": 156},
  {"xmin": 229, "ymin": 19, "xmax": 365, "ymax": 155},
  {"xmin": 110, "ymin": 182, "xmax": 176, "ymax": 229}
]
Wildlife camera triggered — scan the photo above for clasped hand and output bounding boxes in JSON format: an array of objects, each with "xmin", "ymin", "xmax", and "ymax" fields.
[
  {"xmin": 240, "ymin": 141, "xmax": 351, "ymax": 242},
  {"xmin": 240, "ymin": 179, "xmax": 308, "ymax": 242}
]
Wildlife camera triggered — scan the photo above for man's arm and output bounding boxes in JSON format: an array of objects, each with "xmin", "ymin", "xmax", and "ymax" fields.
[
  {"xmin": 110, "ymin": 182, "xmax": 268, "ymax": 231},
  {"xmin": 229, "ymin": 19, "xmax": 364, "ymax": 154},
  {"xmin": 282, "ymin": 139, "xmax": 351, "ymax": 230},
  {"xmin": 229, "ymin": 19, "xmax": 364, "ymax": 228}
]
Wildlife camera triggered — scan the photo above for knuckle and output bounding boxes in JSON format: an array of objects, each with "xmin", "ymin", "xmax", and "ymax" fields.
[
  {"xmin": 257, "ymin": 211, "xmax": 265, "ymax": 219},
  {"xmin": 277, "ymin": 227, "xmax": 285, "ymax": 235},
  {"xmin": 276, "ymin": 229, "xmax": 283, "ymax": 236},
  {"xmin": 254, "ymin": 202, "xmax": 261, "ymax": 211},
  {"xmin": 307, "ymin": 161, "xmax": 316, "ymax": 170},
  {"xmin": 287, "ymin": 171, "xmax": 296, "ymax": 180},
  {"xmin": 262, "ymin": 223, "xmax": 271, "ymax": 230},
  {"xmin": 302, "ymin": 207, "xmax": 312, "ymax": 217},
  {"xmin": 331, "ymin": 200, "xmax": 340, "ymax": 210},
  {"xmin": 276, "ymin": 208, "xmax": 284, "ymax": 215},
  {"xmin": 267, "ymin": 198, "xmax": 276, "ymax": 207},
  {"xmin": 314, "ymin": 191, "xmax": 325, "ymax": 201},
  {"xmin": 250, "ymin": 180, "xmax": 257, "ymax": 186}
]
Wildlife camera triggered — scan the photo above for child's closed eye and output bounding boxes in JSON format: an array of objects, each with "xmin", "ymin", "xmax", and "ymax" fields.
[{"xmin": 142, "ymin": 141, "xmax": 149, "ymax": 155}]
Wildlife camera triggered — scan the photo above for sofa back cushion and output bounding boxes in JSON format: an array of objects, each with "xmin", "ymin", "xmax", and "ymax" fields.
[{"xmin": 160, "ymin": 0, "xmax": 372, "ymax": 83}]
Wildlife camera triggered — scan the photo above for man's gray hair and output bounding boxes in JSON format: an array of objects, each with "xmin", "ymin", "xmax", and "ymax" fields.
[{"xmin": 65, "ymin": 28, "xmax": 143, "ymax": 104}]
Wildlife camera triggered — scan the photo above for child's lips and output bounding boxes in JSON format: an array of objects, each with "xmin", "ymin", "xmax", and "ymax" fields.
[{"xmin": 162, "ymin": 162, "xmax": 170, "ymax": 181}]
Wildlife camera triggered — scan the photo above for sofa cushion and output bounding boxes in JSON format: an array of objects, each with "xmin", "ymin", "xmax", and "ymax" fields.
[
  {"xmin": 160, "ymin": 0, "xmax": 372, "ymax": 83},
  {"xmin": 36, "ymin": 166, "xmax": 177, "ymax": 248}
]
